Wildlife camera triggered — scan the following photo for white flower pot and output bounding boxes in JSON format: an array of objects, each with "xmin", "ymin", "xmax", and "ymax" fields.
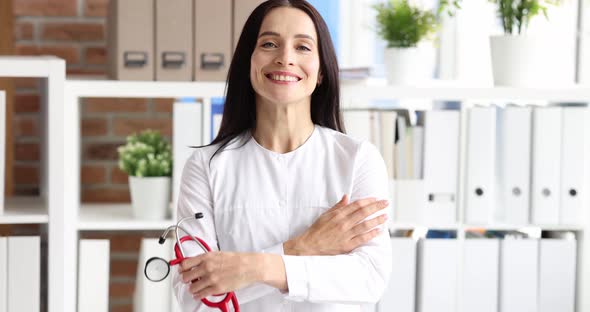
[
  {"xmin": 490, "ymin": 35, "xmax": 546, "ymax": 87},
  {"xmin": 383, "ymin": 47, "xmax": 432, "ymax": 85},
  {"xmin": 129, "ymin": 176, "xmax": 171, "ymax": 220}
]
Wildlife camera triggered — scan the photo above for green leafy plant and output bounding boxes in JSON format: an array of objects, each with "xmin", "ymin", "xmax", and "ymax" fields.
[
  {"xmin": 373, "ymin": 0, "xmax": 461, "ymax": 48},
  {"xmin": 117, "ymin": 129, "xmax": 172, "ymax": 177},
  {"xmin": 489, "ymin": 0, "xmax": 561, "ymax": 34}
]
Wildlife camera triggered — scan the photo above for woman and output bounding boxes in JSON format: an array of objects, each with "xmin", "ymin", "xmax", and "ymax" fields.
[{"xmin": 173, "ymin": 0, "xmax": 392, "ymax": 310}]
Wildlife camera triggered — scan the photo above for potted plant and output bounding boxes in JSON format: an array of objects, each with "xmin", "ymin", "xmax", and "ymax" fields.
[
  {"xmin": 118, "ymin": 129, "xmax": 172, "ymax": 220},
  {"xmin": 373, "ymin": 0, "xmax": 460, "ymax": 85},
  {"xmin": 489, "ymin": 0, "xmax": 561, "ymax": 86}
]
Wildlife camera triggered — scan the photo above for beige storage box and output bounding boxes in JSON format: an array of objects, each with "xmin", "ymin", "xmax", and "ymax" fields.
[
  {"xmin": 194, "ymin": 0, "xmax": 231, "ymax": 81},
  {"xmin": 156, "ymin": 0, "xmax": 193, "ymax": 81},
  {"xmin": 108, "ymin": 0, "xmax": 155, "ymax": 80}
]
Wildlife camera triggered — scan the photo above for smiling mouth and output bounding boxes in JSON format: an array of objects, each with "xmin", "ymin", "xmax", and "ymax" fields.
[{"xmin": 265, "ymin": 73, "xmax": 302, "ymax": 82}]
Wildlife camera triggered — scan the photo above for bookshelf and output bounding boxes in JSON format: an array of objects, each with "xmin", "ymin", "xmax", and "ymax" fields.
[{"xmin": 63, "ymin": 77, "xmax": 590, "ymax": 312}]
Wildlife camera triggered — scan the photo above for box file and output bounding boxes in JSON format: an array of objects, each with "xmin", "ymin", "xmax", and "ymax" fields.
[
  {"xmin": 78, "ymin": 239, "xmax": 110, "ymax": 312},
  {"xmin": 7, "ymin": 236, "xmax": 40, "ymax": 312},
  {"xmin": 0, "ymin": 237, "xmax": 6, "ymax": 312},
  {"xmin": 393, "ymin": 179, "xmax": 424, "ymax": 223},
  {"xmin": 417, "ymin": 239, "xmax": 457, "ymax": 312},
  {"xmin": 155, "ymin": 0, "xmax": 193, "ymax": 81},
  {"xmin": 134, "ymin": 238, "xmax": 174, "ymax": 312},
  {"xmin": 461, "ymin": 239, "xmax": 499, "ymax": 312},
  {"xmin": 378, "ymin": 238, "xmax": 417, "ymax": 312},
  {"xmin": 531, "ymin": 106, "xmax": 562, "ymax": 224},
  {"xmin": 465, "ymin": 106, "xmax": 496, "ymax": 224},
  {"xmin": 500, "ymin": 238, "xmax": 538, "ymax": 312},
  {"xmin": 495, "ymin": 106, "xmax": 532, "ymax": 224},
  {"xmin": 108, "ymin": 0, "xmax": 155, "ymax": 80},
  {"xmin": 173, "ymin": 101, "xmax": 203, "ymax": 215},
  {"xmin": 538, "ymin": 239, "xmax": 577, "ymax": 312},
  {"xmin": 422, "ymin": 110, "xmax": 460, "ymax": 224},
  {"xmin": 194, "ymin": 0, "xmax": 232, "ymax": 81},
  {"xmin": 560, "ymin": 107, "xmax": 588, "ymax": 224},
  {"xmin": 233, "ymin": 0, "xmax": 266, "ymax": 50}
]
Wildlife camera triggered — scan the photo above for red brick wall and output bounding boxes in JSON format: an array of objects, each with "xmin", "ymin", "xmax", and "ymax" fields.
[{"xmin": 12, "ymin": 0, "xmax": 173, "ymax": 310}]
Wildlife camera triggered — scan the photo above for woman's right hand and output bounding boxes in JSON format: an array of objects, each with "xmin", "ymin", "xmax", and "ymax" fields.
[{"xmin": 283, "ymin": 195, "xmax": 389, "ymax": 256}]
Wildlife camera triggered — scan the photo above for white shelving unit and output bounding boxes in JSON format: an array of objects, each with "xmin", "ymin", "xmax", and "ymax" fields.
[
  {"xmin": 63, "ymin": 78, "xmax": 226, "ymax": 311},
  {"xmin": 0, "ymin": 56, "xmax": 585, "ymax": 311},
  {"xmin": 62, "ymin": 78, "xmax": 590, "ymax": 312},
  {"xmin": 0, "ymin": 56, "xmax": 68, "ymax": 312}
]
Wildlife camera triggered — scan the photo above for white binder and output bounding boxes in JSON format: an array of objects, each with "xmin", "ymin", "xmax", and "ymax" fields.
[
  {"xmin": 134, "ymin": 238, "xmax": 174, "ymax": 312},
  {"xmin": 7, "ymin": 236, "xmax": 40, "ymax": 312},
  {"xmin": 560, "ymin": 107, "xmax": 588, "ymax": 224},
  {"xmin": 0, "ymin": 237, "xmax": 6, "ymax": 312},
  {"xmin": 500, "ymin": 238, "xmax": 538, "ymax": 312},
  {"xmin": 417, "ymin": 239, "xmax": 457, "ymax": 312},
  {"xmin": 422, "ymin": 110, "xmax": 460, "ymax": 224},
  {"xmin": 465, "ymin": 106, "xmax": 496, "ymax": 224},
  {"xmin": 173, "ymin": 101, "xmax": 203, "ymax": 219},
  {"xmin": 496, "ymin": 106, "xmax": 532, "ymax": 224},
  {"xmin": 78, "ymin": 239, "xmax": 110, "ymax": 312},
  {"xmin": 378, "ymin": 238, "xmax": 417, "ymax": 312},
  {"xmin": 531, "ymin": 106, "xmax": 562, "ymax": 224},
  {"xmin": 379, "ymin": 111, "xmax": 397, "ymax": 179},
  {"xmin": 461, "ymin": 239, "xmax": 499, "ymax": 312},
  {"xmin": 539, "ymin": 239, "xmax": 577, "ymax": 312},
  {"xmin": 343, "ymin": 110, "xmax": 373, "ymax": 143}
]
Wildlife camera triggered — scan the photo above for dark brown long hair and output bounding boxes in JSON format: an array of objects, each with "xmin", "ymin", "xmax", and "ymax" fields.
[{"xmin": 206, "ymin": 0, "xmax": 343, "ymax": 161}]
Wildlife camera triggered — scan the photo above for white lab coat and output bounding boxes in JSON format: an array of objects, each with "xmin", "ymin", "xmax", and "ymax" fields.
[{"xmin": 173, "ymin": 124, "xmax": 392, "ymax": 311}]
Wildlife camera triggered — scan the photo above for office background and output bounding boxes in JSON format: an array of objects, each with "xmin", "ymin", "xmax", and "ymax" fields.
[{"xmin": 0, "ymin": 0, "xmax": 589, "ymax": 311}]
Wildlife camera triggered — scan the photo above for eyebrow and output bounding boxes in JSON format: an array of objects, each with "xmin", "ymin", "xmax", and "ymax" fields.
[{"xmin": 258, "ymin": 31, "xmax": 315, "ymax": 42}]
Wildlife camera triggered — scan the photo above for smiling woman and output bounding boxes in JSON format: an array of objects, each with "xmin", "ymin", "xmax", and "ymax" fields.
[{"xmin": 172, "ymin": 1, "xmax": 392, "ymax": 311}]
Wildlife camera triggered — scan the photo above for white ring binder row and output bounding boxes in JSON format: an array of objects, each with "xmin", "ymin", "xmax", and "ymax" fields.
[{"xmin": 1, "ymin": 56, "xmax": 589, "ymax": 312}]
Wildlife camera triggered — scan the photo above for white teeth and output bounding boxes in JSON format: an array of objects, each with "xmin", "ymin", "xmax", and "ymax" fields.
[{"xmin": 270, "ymin": 74, "xmax": 298, "ymax": 82}]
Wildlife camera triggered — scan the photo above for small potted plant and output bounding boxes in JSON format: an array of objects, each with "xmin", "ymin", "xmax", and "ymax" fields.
[
  {"xmin": 118, "ymin": 129, "xmax": 172, "ymax": 220},
  {"xmin": 373, "ymin": 0, "xmax": 460, "ymax": 85},
  {"xmin": 489, "ymin": 0, "xmax": 561, "ymax": 86}
]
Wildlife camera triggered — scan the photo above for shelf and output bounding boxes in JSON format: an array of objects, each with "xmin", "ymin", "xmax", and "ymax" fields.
[
  {"xmin": 78, "ymin": 203, "xmax": 173, "ymax": 231},
  {"xmin": 390, "ymin": 222, "xmax": 460, "ymax": 231},
  {"xmin": 462, "ymin": 224, "xmax": 586, "ymax": 232},
  {"xmin": 0, "ymin": 197, "xmax": 48, "ymax": 224},
  {"xmin": 341, "ymin": 78, "xmax": 590, "ymax": 102},
  {"xmin": 0, "ymin": 56, "xmax": 64, "ymax": 78},
  {"xmin": 65, "ymin": 78, "xmax": 226, "ymax": 98},
  {"xmin": 388, "ymin": 222, "xmax": 585, "ymax": 232}
]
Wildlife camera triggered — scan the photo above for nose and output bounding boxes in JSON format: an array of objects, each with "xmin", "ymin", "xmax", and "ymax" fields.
[{"xmin": 274, "ymin": 47, "xmax": 294, "ymax": 66}]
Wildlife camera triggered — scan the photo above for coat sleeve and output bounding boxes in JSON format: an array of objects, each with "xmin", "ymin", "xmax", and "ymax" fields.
[
  {"xmin": 172, "ymin": 149, "xmax": 284, "ymax": 311},
  {"xmin": 280, "ymin": 142, "xmax": 393, "ymax": 304}
]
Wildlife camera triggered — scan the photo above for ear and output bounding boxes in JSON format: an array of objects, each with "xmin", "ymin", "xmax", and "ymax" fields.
[{"xmin": 317, "ymin": 71, "xmax": 323, "ymax": 86}]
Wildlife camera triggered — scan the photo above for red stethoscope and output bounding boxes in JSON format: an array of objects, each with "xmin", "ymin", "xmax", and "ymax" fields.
[{"xmin": 144, "ymin": 213, "xmax": 240, "ymax": 312}]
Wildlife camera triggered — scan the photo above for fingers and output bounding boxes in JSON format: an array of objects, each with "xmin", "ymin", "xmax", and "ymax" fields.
[
  {"xmin": 349, "ymin": 227, "xmax": 382, "ymax": 248},
  {"xmin": 348, "ymin": 199, "xmax": 389, "ymax": 224},
  {"xmin": 350, "ymin": 214, "xmax": 388, "ymax": 237},
  {"xmin": 179, "ymin": 254, "xmax": 206, "ymax": 273},
  {"xmin": 340, "ymin": 197, "xmax": 378, "ymax": 216},
  {"xmin": 326, "ymin": 194, "xmax": 349, "ymax": 212}
]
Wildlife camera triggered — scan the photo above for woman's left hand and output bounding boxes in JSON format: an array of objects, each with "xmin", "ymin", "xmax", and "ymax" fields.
[{"xmin": 179, "ymin": 251, "xmax": 262, "ymax": 300}]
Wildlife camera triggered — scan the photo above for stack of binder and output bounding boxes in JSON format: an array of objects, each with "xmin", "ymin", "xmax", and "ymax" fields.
[{"xmin": 464, "ymin": 105, "xmax": 589, "ymax": 225}]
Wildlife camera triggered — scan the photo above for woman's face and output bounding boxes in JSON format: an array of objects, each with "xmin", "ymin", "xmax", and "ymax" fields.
[{"xmin": 250, "ymin": 7, "xmax": 321, "ymax": 106}]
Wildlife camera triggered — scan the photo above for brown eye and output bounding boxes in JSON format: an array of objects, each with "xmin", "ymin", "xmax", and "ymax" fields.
[{"xmin": 262, "ymin": 42, "xmax": 277, "ymax": 48}]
